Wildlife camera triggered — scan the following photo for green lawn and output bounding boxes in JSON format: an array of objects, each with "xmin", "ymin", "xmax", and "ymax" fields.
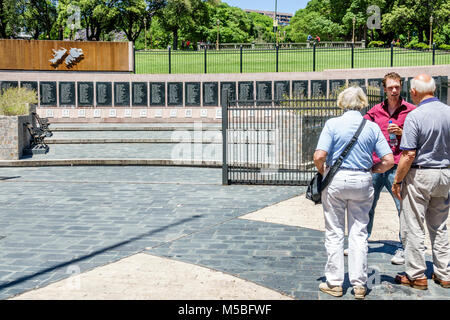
[{"xmin": 135, "ymin": 47, "xmax": 450, "ymax": 74}]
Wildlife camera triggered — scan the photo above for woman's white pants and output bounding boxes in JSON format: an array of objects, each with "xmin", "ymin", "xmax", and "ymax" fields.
[{"xmin": 322, "ymin": 170, "xmax": 374, "ymax": 287}]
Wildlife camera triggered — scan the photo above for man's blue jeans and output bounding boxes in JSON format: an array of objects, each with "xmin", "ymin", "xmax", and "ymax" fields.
[{"xmin": 367, "ymin": 165, "xmax": 403, "ymax": 247}]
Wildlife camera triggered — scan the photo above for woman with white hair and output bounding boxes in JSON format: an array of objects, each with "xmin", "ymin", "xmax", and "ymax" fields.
[{"xmin": 314, "ymin": 86, "xmax": 395, "ymax": 299}]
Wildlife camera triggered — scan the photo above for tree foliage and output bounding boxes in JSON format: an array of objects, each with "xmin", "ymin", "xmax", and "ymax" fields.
[{"xmin": 0, "ymin": 0, "xmax": 448, "ymax": 48}]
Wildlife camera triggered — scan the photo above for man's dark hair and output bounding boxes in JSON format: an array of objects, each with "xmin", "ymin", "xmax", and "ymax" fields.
[{"xmin": 382, "ymin": 72, "xmax": 402, "ymax": 88}]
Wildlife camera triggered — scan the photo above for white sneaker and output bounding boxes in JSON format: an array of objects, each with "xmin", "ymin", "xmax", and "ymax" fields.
[
  {"xmin": 319, "ymin": 282, "xmax": 343, "ymax": 297},
  {"xmin": 344, "ymin": 248, "xmax": 349, "ymax": 256},
  {"xmin": 391, "ymin": 248, "xmax": 405, "ymax": 265}
]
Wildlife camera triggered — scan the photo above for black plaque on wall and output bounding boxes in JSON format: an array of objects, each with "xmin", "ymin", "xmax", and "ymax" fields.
[
  {"xmin": 114, "ymin": 82, "xmax": 130, "ymax": 106},
  {"xmin": 329, "ymin": 80, "xmax": 346, "ymax": 97},
  {"xmin": 349, "ymin": 79, "xmax": 366, "ymax": 92},
  {"xmin": 221, "ymin": 82, "xmax": 236, "ymax": 106},
  {"xmin": 150, "ymin": 82, "xmax": 165, "ymax": 106},
  {"xmin": 400, "ymin": 77, "xmax": 408, "ymax": 98},
  {"xmin": 367, "ymin": 78, "xmax": 384, "ymax": 97},
  {"xmin": 292, "ymin": 80, "xmax": 308, "ymax": 98},
  {"xmin": 20, "ymin": 81, "xmax": 38, "ymax": 92},
  {"xmin": 203, "ymin": 82, "xmax": 218, "ymax": 106},
  {"xmin": 311, "ymin": 80, "xmax": 327, "ymax": 97},
  {"xmin": 78, "ymin": 82, "xmax": 94, "ymax": 106},
  {"xmin": 132, "ymin": 82, "xmax": 148, "ymax": 106},
  {"xmin": 185, "ymin": 82, "xmax": 200, "ymax": 106},
  {"xmin": 274, "ymin": 81, "xmax": 290, "ymax": 102},
  {"xmin": 256, "ymin": 81, "xmax": 272, "ymax": 105},
  {"xmin": 168, "ymin": 82, "xmax": 183, "ymax": 106},
  {"xmin": 437, "ymin": 76, "xmax": 448, "ymax": 103},
  {"xmin": 40, "ymin": 81, "xmax": 57, "ymax": 106},
  {"xmin": 96, "ymin": 82, "xmax": 112, "ymax": 106},
  {"xmin": 1, "ymin": 81, "xmax": 18, "ymax": 93},
  {"xmin": 238, "ymin": 81, "xmax": 254, "ymax": 102},
  {"xmin": 59, "ymin": 82, "xmax": 76, "ymax": 106}
]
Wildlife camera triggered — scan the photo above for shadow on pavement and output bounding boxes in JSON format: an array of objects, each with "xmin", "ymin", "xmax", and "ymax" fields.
[{"xmin": 0, "ymin": 215, "xmax": 200, "ymax": 293}]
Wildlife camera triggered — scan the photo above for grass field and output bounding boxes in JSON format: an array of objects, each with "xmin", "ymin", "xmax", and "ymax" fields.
[{"xmin": 135, "ymin": 47, "xmax": 450, "ymax": 74}]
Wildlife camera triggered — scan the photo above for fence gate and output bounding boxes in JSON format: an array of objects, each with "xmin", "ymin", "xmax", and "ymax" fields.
[{"xmin": 222, "ymin": 89, "xmax": 383, "ymax": 185}]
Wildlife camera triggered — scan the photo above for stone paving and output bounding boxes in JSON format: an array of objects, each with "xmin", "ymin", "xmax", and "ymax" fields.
[
  {"xmin": 22, "ymin": 143, "xmax": 223, "ymax": 161},
  {"xmin": 0, "ymin": 165, "xmax": 449, "ymax": 300},
  {"xmin": 0, "ymin": 166, "xmax": 299, "ymax": 299}
]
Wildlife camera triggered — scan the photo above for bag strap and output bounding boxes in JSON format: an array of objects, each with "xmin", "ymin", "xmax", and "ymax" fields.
[{"xmin": 321, "ymin": 118, "xmax": 367, "ymax": 190}]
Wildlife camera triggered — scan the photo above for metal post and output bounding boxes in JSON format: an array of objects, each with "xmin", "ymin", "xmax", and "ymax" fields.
[
  {"xmin": 390, "ymin": 43, "xmax": 394, "ymax": 67},
  {"xmin": 168, "ymin": 45, "xmax": 171, "ymax": 74},
  {"xmin": 240, "ymin": 45, "xmax": 243, "ymax": 73},
  {"xmin": 204, "ymin": 46, "xmax": 207, "ymax": 74},
  {"xmin": 313, "ymin": 42, "xmax": 316, "ymax": 72},
  {"xmin": 432, "ymin": 42, "xmax": 435, "ymax": 65},
  {"xmin": 276, "ymin": 44, "xmax": 279, "ymax": 72},
  {"xmin": 351, "ymin": 42, "xmax": 354, "ymax": 69},
  {"xmin": 216, "ymin": 20, "xmax": 220, "ymax": 51},
  {"xmin": 221, "ymin": 89, "xmax": 229, "ymax": 185},
  {"xmin": 133, "ymin": 45, "xmax": 136, "ymax": 73},
  {"xmin": 429, "ymin": 16, "xmax": 433, "ymax": 48}
]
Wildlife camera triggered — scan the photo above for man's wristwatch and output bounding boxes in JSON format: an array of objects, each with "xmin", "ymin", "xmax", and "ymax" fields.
[{"xmin": 394, "ymin": 181, "xmax": 403, "ymax": 185}]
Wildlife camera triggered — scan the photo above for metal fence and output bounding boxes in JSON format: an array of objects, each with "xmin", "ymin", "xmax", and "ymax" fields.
[
  {"xmin": 135, "ymin": 43, "xmax": 450, "ymax": 74},
  {"xmin": 221, "ymin": 88, "xmax": 384, "ymax": 186},
  {"xmin": 196, "ymin": 41, "xmax": 366, "ymax": 50}
]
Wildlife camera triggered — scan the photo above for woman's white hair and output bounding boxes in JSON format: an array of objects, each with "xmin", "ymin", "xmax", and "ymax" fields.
[
  {"xmin": 337, "ymin": 86, "xmax": 368, "ymax": 110},
  {"xmin": 410, "ymin": 77, "xmax": 436, "ymax": 94}
]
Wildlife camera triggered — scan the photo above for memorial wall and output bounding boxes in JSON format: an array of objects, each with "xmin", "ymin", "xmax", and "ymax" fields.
[
  {"xmin": 0, "ymin": 39, "xmax": 133, "ymax": 72},
  {"xmin": 0, "ymin": 65, "xmax": 448, "ymax": 123}
]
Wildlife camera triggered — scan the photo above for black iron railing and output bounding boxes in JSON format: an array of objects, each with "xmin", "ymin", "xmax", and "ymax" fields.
[
  {"xmin": 135, "ymin": 43, "xmax": 450, "ymax": 74},
  {"xmin": 222, "ymin": 88, "xmax": 383, "ymax": 185}
]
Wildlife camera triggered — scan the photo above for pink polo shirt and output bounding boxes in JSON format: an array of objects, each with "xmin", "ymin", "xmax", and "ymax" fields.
[{"xmin": 363, "ymin": 98, "xmax": 416, "ymax": 164}]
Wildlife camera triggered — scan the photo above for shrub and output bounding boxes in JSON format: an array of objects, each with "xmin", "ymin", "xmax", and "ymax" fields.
[
  {"xmin": 0, "ymin": 87, "xmax": 38, "ymax": 116},
  {"xmin": 413, "ymin": 42, "xmax": 430, "ymax": 50},
  {"xmin": 368, "ymin": 41, "xmax": 385, "ymax": 48},
  {"xmin": 438, "ymin": 44, "xmax": 450, "ymax": 51},
  {"xmin": 405, "ymin": 40, "xmax": 430, "ymax": 50}
]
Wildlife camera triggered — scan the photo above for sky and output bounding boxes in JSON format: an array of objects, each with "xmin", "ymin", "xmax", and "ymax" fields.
[{"xmin": 222, "ymin": 0, "xmax": 309, "ymax": 15}]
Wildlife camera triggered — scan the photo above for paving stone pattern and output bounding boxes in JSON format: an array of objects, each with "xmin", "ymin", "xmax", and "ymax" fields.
[
  {"xmin": 149, "ymin": 219, "xmax": 450, "ymax": 300},
  {"xmin": 0, "ymin": 166, "xmax": 299, "ymax": 299},
  {"xmin": 0, "ymin": 166, "xmax": 448, "ymax": 300}
]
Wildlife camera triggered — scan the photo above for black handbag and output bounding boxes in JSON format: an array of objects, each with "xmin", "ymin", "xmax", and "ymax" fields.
[{"xmin": 306, "ymin": 118, "xmax": 367, "ymax": 205}]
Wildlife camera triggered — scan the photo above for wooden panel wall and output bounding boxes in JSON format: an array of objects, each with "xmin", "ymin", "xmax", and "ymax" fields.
[{"xmin": 0, "ymin": 40, "xmax": 132, "ymax": 72}]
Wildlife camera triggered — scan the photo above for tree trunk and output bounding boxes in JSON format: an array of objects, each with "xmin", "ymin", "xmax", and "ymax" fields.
[
  {"xmin": 173, "ymin": 28, "xmax": 178, "ymax": 50},
  {"xmin": 418, "ymin": 28, "xmax": 424, "ymax": 43}
]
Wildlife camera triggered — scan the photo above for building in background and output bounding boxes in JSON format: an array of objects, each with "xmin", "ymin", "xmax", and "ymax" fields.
[{"xmin": 244, "ymin": 9, "xmax": 293, "ymax": 26}]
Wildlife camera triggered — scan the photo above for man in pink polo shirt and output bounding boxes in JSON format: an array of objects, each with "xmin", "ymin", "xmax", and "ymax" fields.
[{"xmin": 345, "ymin": 72, "xmax": 415, "ymax": 264}]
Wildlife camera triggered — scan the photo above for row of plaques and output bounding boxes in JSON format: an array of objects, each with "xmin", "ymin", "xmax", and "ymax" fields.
[{"xmin": 0, "ymin": 76, "xmax": 447, "ymax": 107}]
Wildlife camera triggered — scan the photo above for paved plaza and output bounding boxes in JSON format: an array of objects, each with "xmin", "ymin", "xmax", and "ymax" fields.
[{"xmin": 0, "ymin": 165, "xmax": 449, "ymax": 300}]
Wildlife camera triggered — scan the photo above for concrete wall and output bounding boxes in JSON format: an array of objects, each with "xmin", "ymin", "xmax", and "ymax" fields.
[
  {"xmin": 0, "ymin": 65, "xmax": 448, "ymax": 123},
  {"xmin": 0, "ymin": 111, "xmax": 33, "ymax": 160}
]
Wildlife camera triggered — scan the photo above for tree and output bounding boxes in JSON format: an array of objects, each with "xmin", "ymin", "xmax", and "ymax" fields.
[
  {"xmin": 0, "ymin": 0, "xmax": 20, "ymax": 38},
  {"xmin": 57, "ymin": 0, "xmax": 118, "ymax": 41},
  {"xmin": 289, "ymin": 10, "xmax": 343, "ymax": 42},
  {"xmin": 19, "ymin": 0, "xmax": 57, "ymax": 40},
  {"xmin": 115, "ymin": 0, "xmax": 166, "ymax": 43},
  {"xmin": 382, "ymin": 5, "xmax": 414, "ymax": 41},
  {"xmin": 159, "ymin": 0, "xmax": 193, "ymax": 49}
]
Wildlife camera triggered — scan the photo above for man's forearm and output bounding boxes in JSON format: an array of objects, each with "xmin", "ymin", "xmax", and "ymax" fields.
[{"xmin": 394, "ymin": 150, "xmax": 416, "ymax": 183}]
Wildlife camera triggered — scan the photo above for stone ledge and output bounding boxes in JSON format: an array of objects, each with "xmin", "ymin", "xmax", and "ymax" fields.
[
  {"xmin": 44, "ymin": 139, "xmax": 222, "ymax": 144},
  {"xmin": 0, "ymin": 158, "xmax": 222, "ymax": 167}
]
